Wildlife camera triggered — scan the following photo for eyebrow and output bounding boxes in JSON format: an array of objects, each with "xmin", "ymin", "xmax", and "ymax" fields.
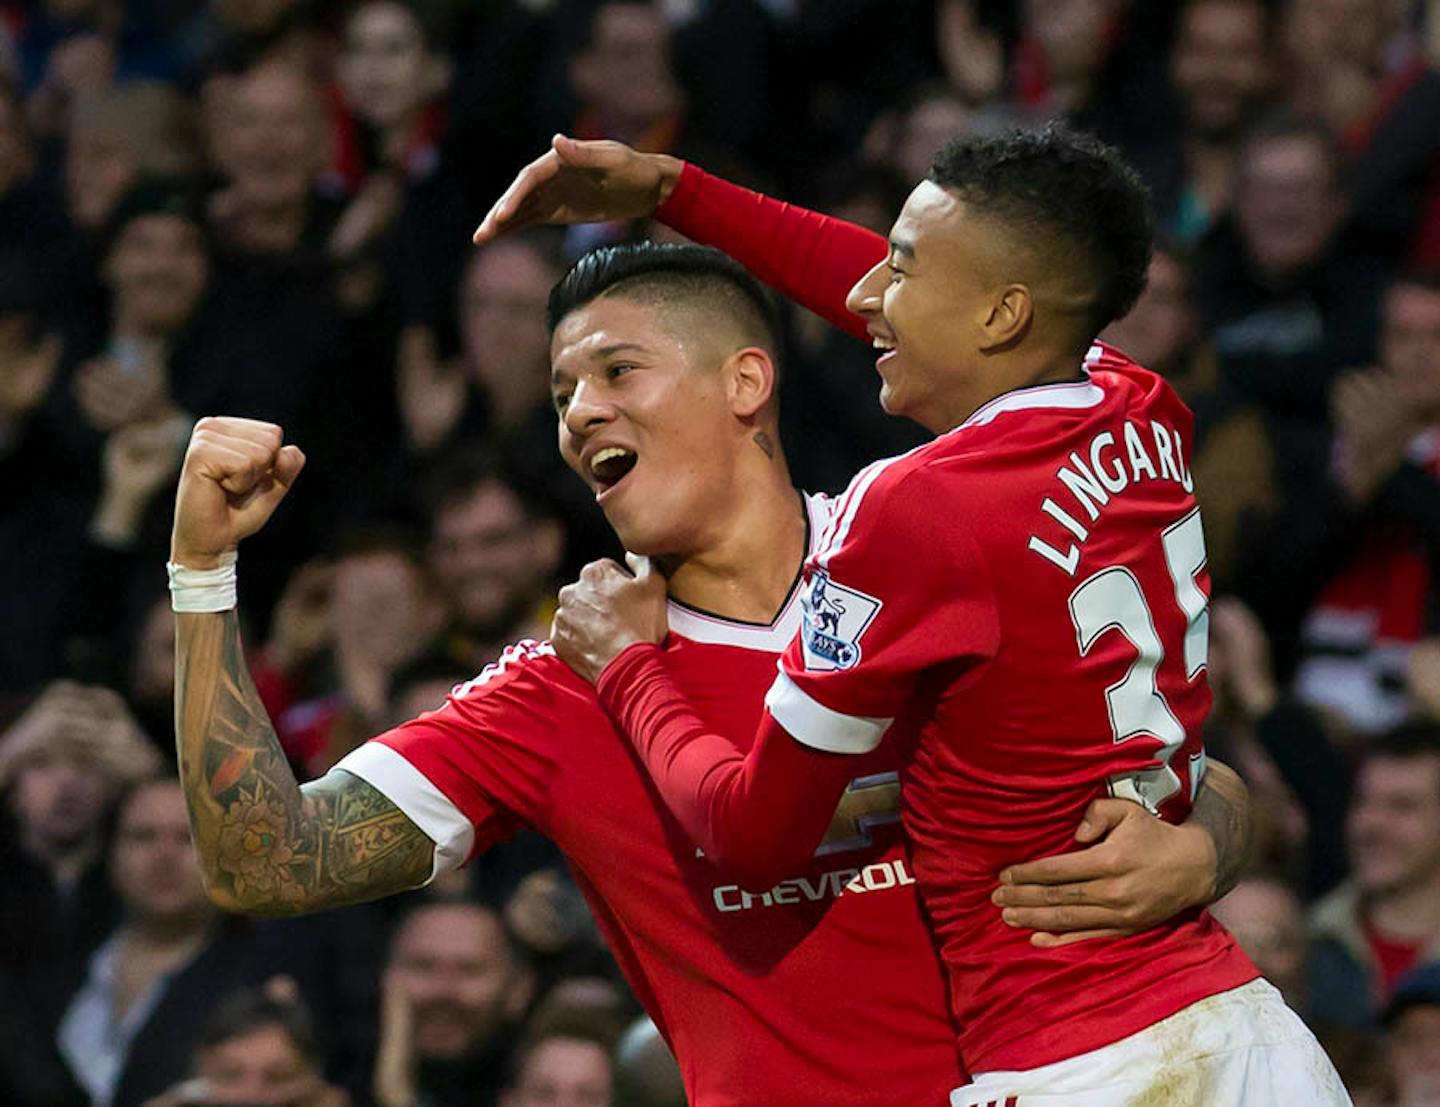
[{"xmin": 551, "ymin": 342, "xmax": 648, "ymax": 387}]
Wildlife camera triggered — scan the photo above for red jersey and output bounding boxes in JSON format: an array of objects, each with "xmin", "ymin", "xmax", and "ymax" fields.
[
  {"xmin": 772, "ymin": 345, "xmax": 1257, "ymax": 1071},
  {"xmin": 597, "ymin": 164, "xmax": 1258, "ymax": 1074},
  {"xmin": 335, "ymin": 496, "xmax": 961, "ymax": 1107}
]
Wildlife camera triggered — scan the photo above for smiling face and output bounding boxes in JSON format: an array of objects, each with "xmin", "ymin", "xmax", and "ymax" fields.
[
  {"xmin": 550, "ymin": 295, "xmax": 769, "ymax": 557},
  {"xmin": 845, "ymin": 181, "xmax": 1003, "ymax": 432},
  {"xmin": 339, "ymin": 0, "xmax": 443, "ymax": 130}
]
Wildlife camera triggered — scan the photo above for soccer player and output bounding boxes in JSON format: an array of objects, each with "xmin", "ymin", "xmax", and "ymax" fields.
[
  {"xmin": 170, "ymin": 246, "xmax": 1249, "ymax": 1107},
  {"xmin": 485, "ymin": 133, "xmax": 1351, "ymax": 1102}
]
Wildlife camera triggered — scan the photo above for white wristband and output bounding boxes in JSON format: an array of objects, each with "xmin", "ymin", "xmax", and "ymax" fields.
[{"xmin": 168, "ymin": 551, "xmax": 238, "ymax": 613}]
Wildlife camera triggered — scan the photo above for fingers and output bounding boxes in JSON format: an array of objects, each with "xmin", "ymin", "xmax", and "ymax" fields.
[
  {"xmin": 1073, "ymin": 797, "xmax": 1136, "ymax": 844},
  {"xmin": 999, "ymin": 845, "xmax": 1121, "ymax": 888},
  {"xmin": 1000, "ymin": 903, "xmax": 1125, "ymax": 931},
  {"xmin": 472, "ymin": 149, "xmax": 562, "ymax": 243},
  {"xmin": 1030, "ymin": 927, "xmax": 1131, "ymax": 948}
]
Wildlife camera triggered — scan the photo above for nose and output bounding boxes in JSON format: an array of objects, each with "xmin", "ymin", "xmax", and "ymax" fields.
[
  {"xmin": 845, "ymin": 259, "xmax": 887, "ymax": 318},
  {"xmin": 562, "ymin": 379, "xmax": 615, "ymax": 438}
]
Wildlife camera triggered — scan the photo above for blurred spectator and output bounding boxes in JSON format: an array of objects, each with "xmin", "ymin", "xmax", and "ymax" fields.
[
  {"xmin": 65, "ymin": 83, "xmax": 197, "ymax": 235},
  {"xmin": 0, "ymin": 681, "xmax": 160, "ymax": 1028},
  {"xmin": 331, "ymin": 0, "xmax": 472, "ymax": 351},
  {"xmin": 56, "ymin": 777, "xmax": 267, "ymax": 1107},
  {"xmin": 142, "ymin": 986, "xmax": 348, "ymax": 1107},
  {"xmin": 1195, "ymin": 113, "xmax": 1383, "ymax": 420},
  {"xmin": 1382, "ymin": 962, "xmax": 1440, "ymax": 1107},
  {"xmin": 0, "ymin": 73, "xmax": 66, "ymax": 461},
  {"xmin": 568, "ymin": 1, "xmax": 684, "ymax": 152},
  {"xmin": 1133, "ymin": 0, "xmax": 1277, "ymax": 244},
  {"xmin": 1243, "ymin": 271, "xmax": 1440, "ymax": 730},
  {"xmin": 1310, "ymin": 724, "xmax": 1440, "ymax": 1028},
  {"xmin": 1212, "ymin": 876, "xmax": 1313, "ymax": 1016},
  {"xmin": 1205, "ymin": 596, "xmax": 1350, "ymax": 897},
  {"xmin": 331, "ymin": 0, "xmax": 450, "ymax": 195},
  {"xmin": 425, "ymin": 454, "xmax": 565, "ymax": 666},
  {"xmin": 19, "ymin": 0, "xmax": 179, "ymax": 139},
  {"xmin": 501, "ymin": 1020, "xmax": 614, "ymax": 1107},
  {"xmin": 398, "ymin": 235, "xmax": 561, "ymax": 457},
  {"xmin": 1284, "ymin": 0, "xmax": 1440, "ymax": 270},
  {"xmin": 199, "ymin": 57, "xmax": 404, "ymax": 615},
  {"xmin": 375, "ymin": 899, "xmax": 536, "ymax": 1107},
  {"xmin": 42, "ymin": 179, "xmax": 205, "ymax": 488},
  {"xmin": 614, "ymin": 1017, "xmax": 684, "ymax": 1107},
  {"xmin": 255, "ymin": 528, "xmax": 445, "ymax": 775}
]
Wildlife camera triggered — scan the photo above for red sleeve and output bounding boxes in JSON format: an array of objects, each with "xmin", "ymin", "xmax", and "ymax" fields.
[
  {"xmin": 775, "ymin": 463, "xmax": 1001, "ymax": 752},
  {"xmin": 332, "ymin": 641, "xmax": 570, "ymax": 876},
  {"xmin": 596, "ymin": 643, "xmax": 858, "ymax": 891},
  {"xmin": 656, "ymin": 162, "xmax": 887, "ymax": 342}
]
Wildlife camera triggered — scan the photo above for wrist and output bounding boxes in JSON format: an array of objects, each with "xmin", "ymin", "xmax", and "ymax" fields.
[
  {"xmin": 594, "ymin": 640, "xmax": 665, "ymax": 713},
  {"xmin": 1177, "ymin": 820, "xmax": 1221, "ymax": 903},
  {"xmin": 652, "ymin": 155, "xmax": 684, "ymax": 207},
  {"xmin": 168, "ymin": 550, "xmax": 238, "ymax": 612}
]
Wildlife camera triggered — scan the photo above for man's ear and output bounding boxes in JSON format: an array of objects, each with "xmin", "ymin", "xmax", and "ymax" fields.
[
  {"xmin": 725, "ymin": 346, "xmax": 776, "ymax": 420},
  {"xmin": 979, "ymin": 284, "xmax": 1033, "ymax": 351}
]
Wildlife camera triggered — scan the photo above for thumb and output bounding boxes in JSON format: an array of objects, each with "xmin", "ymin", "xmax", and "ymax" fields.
[
  {"xmin": 1075, "ymin": 797, "xmax": 1131, "ymax": 843},
  {"xmin": 273, "ymin": 444, "xmax": 306, "ymax": 487},
  {"xmin": 625, "ymin": 552, "xmax": 652, "ymax": 580}
]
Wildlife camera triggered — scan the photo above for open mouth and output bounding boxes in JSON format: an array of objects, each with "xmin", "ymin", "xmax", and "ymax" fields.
[
  {"xmin": 589, "ymin": 446, "xmax": 639, "ymax": 498},
  {"xmin": 871, "ymin": 332, "xmax": 897, "ymax": 368}
]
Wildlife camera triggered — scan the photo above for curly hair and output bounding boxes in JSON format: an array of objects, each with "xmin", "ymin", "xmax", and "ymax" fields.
[{"xmin": 928, "ymin": 122, "xmax": 1154, "ymax": 338}]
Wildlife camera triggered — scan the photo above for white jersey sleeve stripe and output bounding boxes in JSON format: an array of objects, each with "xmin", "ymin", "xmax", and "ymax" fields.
[
  {"xmin": 816, "ymin": 457, "xmax": 894, "ymax": 571},
  {"xmin": 333, "ymin": 742, "xmax": 476, "ymax": 880},
  {"xmin": 765, "ymin": 670, "xmax": 892, "ymax": 755}
]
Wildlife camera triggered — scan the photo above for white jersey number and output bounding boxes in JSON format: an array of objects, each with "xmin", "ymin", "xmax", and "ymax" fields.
[{"xmin": 1067, "ymin": 509, "xmax": 1208, "ymax": 812}]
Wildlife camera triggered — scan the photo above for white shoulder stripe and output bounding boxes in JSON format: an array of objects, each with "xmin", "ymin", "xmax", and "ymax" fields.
[
  {"xmin": 766, "ymin": 670, "xmax": 891, "ymax": 754},
  {"xmin": 331, "ymin": 743, "xmax": 476, "ymax": 880}
]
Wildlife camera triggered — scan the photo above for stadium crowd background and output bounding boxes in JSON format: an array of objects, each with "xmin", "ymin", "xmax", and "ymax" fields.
[{"xmin": 3, "ymin": 0, "xmax": 1440, "ymax": 1103}]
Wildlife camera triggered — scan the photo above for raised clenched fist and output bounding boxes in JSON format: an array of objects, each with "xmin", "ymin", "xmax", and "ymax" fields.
[{"xmin": 171, "ymin": 417, "xmax": 305, "ymax": 570}]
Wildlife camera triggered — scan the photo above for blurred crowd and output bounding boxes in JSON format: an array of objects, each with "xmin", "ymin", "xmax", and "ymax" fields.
[{"xmin": 3, "ymin": 0, "xmax": 1440, "ymax": 1104}]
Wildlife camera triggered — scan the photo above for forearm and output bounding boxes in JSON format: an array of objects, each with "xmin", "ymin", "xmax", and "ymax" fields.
[
  {"xmin": 598, "ymin": 644, "xmax": 853, "ymax": 888},
  {"xmin": 1190, "ymin": 759, "xmax": 1251, "ymax": 901},
  {"xmin": 657, "ymin": 163, "xmax": 886, "ymax": 342},
  {"xmin": 175, "ymin": 610, "xmax": 433, "ymax": 914}
]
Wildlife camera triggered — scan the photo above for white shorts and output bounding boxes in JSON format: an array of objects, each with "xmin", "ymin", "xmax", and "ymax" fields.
[{"xmin": 950, "ymin": 979, "xmax": 1352, "ymax": 1107}]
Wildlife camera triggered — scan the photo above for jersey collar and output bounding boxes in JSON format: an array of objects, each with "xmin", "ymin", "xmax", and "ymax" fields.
[{"xmin": 663, "ymin": 493, "xmax": 828, "ymax": 651}]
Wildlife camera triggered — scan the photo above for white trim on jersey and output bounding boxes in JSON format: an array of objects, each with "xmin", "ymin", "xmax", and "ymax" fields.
[
  {"xmin": 960, "ymin": 373, "xmax": 1105, "ymax": 430},
  {"xmin": 814, "ymin": 360, "xmax": 1108, "ymax": 572},
  {"xmin": 765, "ymin": 670, "xmax": 892, "ymax": 755},
  {"xmin": 332, "ymin": 742, "xmax": 475, "ymax": 879},
  {"xmin": 665, "ymin": 493, "xmax": 832, "ymax": 650}
]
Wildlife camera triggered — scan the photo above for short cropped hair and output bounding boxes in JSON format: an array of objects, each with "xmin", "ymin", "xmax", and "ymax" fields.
[
  {"xmin": 546, "ymin": 242, "xmax": 781, "ymax": 359},
  {"xmin": 928, "ymin": 122, "xmax": 1154, "ymax": 337}
]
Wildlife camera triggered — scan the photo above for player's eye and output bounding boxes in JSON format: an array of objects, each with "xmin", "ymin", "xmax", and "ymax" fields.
[
  {"xmin": 552, "ymin": 392, "xmax": 572, "ymax": 414},
  {"xmin": 606, "ymin": 362, "xmax": 635, "ymax": 381},
  {"xmin": 886, "ymin": 262, "xmax": 905, "ymax": 283}
]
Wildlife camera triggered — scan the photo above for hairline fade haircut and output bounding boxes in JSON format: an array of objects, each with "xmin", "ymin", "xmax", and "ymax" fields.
[
  {"xmin": 547, "ymin": 242, "xmax": 782, "ymax": 368},
  {"xmin": 928, "ymin": 122, "xmax": 1154, "ymax": 341}
]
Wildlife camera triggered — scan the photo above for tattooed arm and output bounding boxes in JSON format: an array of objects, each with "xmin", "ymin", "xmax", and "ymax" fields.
[{"xmin": 171, "ymin": 418, "xmax": 433, "ymax": 915}]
